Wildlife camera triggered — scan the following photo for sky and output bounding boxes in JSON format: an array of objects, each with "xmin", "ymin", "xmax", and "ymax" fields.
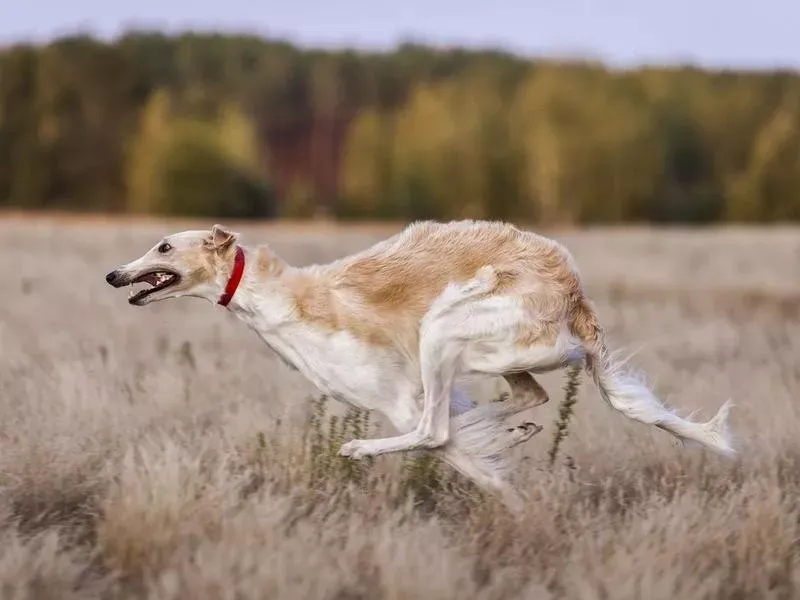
[{"xmin": 2, "ymin": 0, "xmax": 799, "ymax": 70}]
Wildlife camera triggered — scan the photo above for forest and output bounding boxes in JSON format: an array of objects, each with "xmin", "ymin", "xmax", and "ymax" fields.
[{"xmin": 1, "ymin": 31, "xmax": 799, "ymax": 223}]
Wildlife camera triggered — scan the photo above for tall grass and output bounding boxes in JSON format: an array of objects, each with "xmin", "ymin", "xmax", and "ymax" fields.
[
  {"xmin": 1, "ymin": 220, "xmax": 799, "ymax": 599},
  {"xmin": 547, "ymin": 363, "xmax": 583, "ymax": 469}
]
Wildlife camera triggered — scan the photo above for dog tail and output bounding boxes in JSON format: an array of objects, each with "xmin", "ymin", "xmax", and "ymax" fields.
[{"xmin": 573, "ymin": 299, "xmax": 735, "ymax": 457}]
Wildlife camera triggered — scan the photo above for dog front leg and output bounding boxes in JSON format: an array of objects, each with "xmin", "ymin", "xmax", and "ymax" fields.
[
  {"xmin": 338, "ymin": 269, "xmax": 500, "ymax": 461},
  {"xmin": 338, "ymin": 324, "xmax": 458, "ymax": 460}
]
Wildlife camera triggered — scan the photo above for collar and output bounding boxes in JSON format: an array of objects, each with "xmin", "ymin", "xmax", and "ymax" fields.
[{"xmin": 218, "ymin": 246, "xmax": 245, "ymax": 307}]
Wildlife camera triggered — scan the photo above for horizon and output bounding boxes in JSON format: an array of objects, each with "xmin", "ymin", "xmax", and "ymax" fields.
[
  {"xmin": 2, "ymin": 0, "xmax": 799, "ymax": 72},
  {"xmin": 2, "ymin": 25, "xmax": 798, "ymax": 75}
]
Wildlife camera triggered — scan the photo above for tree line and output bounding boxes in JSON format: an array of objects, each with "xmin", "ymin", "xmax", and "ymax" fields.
[{"xmin": 1, "ymin": 31, "xmax": 799, "ymax": 223}]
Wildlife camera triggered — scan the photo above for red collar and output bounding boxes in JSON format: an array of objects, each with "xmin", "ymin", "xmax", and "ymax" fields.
[{"xmin": 218, "ymin": 246, "xmax": 245, "ymax": 307}]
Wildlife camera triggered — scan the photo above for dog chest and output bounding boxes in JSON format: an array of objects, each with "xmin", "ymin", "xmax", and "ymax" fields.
[{"xmin": 258, "ymin": 325, "xmax": 404, "ymax": 410}]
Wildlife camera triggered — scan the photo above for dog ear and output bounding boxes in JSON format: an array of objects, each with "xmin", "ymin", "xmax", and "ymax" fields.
[{"xmin": 206, "ymin": 224, "xmax": 239, "ymax": 253}]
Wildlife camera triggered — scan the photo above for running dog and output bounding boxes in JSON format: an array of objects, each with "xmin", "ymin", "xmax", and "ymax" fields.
[{"xmin": 105, "ymin": 220, "xmax": 734, "ymax": 511}]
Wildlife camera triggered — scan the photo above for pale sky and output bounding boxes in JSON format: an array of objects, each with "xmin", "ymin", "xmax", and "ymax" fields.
[{"xmin": 2, "ymin": 0, "xmax": 799, "ymax": 69}]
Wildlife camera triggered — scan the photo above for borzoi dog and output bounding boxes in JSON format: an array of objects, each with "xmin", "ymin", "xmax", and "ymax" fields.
[{"xmin": 105, "ymin": 220, "xmax": 734, "ymax": 511}]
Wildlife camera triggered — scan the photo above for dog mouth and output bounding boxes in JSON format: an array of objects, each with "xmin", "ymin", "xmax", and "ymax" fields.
[{"xmin": 128, "ymin": 270, "xmax": 181, "ymax": 305}]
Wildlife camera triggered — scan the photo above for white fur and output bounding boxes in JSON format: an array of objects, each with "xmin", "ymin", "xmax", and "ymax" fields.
[
  {"xmin": 590, "ymin": 347, "xmax": 735, "ymax": 456},
  {"xmin": 221, "ymin": 265, "xmax": 546, "ymax": 509}
]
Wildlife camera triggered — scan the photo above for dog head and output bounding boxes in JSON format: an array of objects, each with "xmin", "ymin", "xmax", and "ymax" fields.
[{"xmin": 105, "ymin": 224, "xmax": 240, "ymax": 306}]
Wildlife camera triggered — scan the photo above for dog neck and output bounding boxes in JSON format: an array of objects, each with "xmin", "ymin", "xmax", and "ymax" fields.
[
  {"xmin": 217, "ymin": 246, "xmax": 326, "ymax": 374},
  {"xmin": 217, "ymin": 246, "xmax": 246, "ymax": 307},
  {"xmin": 216, "ymin": 245, "xmax": 296, "ymax": 325}
]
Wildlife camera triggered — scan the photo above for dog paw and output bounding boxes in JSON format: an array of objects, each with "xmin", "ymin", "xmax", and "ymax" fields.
[
  {"xmin": 502, "ymin": 420, "xmax": 543, "ymax": 450},
  {"xmin": 521, "ymin": 421, "xmax": 544, "ymax": 435},
  {"xmin": 506, "ymin": 421, "xmax": 543, "ymax": 435},
  {"xmin": 339, "ymin": 439, "xmax": 370, "ymax": 460}
]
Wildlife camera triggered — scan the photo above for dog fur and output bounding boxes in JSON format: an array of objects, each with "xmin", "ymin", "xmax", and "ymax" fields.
[{"xmin": 105, "ymin": 219, "xmax": 735, "ymax": 512}]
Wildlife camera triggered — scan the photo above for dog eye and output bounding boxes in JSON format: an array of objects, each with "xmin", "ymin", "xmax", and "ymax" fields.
[{"xmin": 158, "ymin": 242, "xmax": 172, "ymax": 254}]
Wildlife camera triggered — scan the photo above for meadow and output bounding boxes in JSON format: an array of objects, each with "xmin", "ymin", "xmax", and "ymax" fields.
[{"xmin": 1, "ymin": 216, "xmax": 799, "ymax": 599}]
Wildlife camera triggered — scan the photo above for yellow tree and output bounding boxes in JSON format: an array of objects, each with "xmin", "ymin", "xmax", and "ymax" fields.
[
  {"xmin": 510, "ymin": 65, "xmax": 585, "ymax": 224},
  {"xmin": 343, "ymin": 73, "xmax": 525, "ymax": 221},
  {"xmin": 510, "ymin": 65, "xmax": 661, "ymax": 223},
  {"xmin": 340, "ymin": 108, "xmax": 393, "ymax": 217},
  {"xmin": 125, "ymin": 91, "xmax": 272, "ymax": 218},
  {"xmin": 124, "ymin": 89, "xmax": 172, "ymax": 213},
  {"xmin": 391, "ymin": 81, "xmax": 469, "ymax": 218},
  {"xmin": 727, "ymin": 92, "xmax": 800, "ymax": 221},
  {"xmin": 390, "ymin": 78, "xmax": 511, "ymax": 219},
  {"xmin": 216, "ymin": 101, "xmax": 263, "ymax": 175}
]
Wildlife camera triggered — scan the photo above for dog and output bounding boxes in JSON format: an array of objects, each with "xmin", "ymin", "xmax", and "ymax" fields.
[{"xmin": 105, "ymin": 220, "xmax": 735, "ymax": 511}]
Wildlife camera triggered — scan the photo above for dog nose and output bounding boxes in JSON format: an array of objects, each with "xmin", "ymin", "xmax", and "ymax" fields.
[{"xmin": 105, "ymin": 270, "xmax": 119, "ymax": 285}]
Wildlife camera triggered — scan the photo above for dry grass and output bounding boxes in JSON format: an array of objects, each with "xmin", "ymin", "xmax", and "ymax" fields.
[{"xmin": 1, "ymin": 216, "xmax": 799, "ymax": 599}]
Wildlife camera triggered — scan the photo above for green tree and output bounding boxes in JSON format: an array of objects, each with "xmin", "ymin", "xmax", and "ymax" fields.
[{"xmin": 0, "ymin": 45, "xmax": 48, "ymax": 207}]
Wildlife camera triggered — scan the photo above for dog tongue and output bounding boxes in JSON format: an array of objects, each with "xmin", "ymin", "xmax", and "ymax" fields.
[{"xmin": 142, "ymin": 273, "xmax": 160, "ymax": 286}]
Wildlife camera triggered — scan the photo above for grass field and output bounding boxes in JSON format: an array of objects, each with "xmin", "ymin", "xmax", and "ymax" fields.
[{"xmin": 1, "ymin": 216, "xmax": 799, "ymax": 599}]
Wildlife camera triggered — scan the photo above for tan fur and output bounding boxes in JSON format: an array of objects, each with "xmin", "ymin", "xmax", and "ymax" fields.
[
  {"xmin": 265, "ymin": 220, "xmax": 587, "ymax": 361},
  {"xmin": 177, "ymin": 246, "xmax": 218, "ymax": 289},
  {"xmin": 255, "ymin": 246, "xmax": 287, "ymax": 279},
  {"xmin": 502, "ymin": 372, "xmax": 550, "ymax": 410}
]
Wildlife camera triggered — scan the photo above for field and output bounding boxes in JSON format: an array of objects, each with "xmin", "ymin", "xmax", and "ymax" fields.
[{"xmin": 1, "ymin": 216, "xmax": 800, "ymax": 599}]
